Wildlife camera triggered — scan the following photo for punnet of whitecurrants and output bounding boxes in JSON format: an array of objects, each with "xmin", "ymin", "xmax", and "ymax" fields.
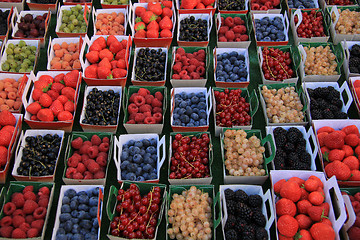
[{"xmin": 0, "ymin": 0, "xmax": 358, "ymax": 239}]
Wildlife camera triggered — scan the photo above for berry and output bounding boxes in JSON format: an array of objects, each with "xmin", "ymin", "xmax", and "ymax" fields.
[
  {"xmin": 23, "ymin": 200, "xmax": 38, "ymax": 215},
  {"xmin": 11, "ymin": 228, "xmax": 26, "ymax": 238},
  {"xmin": 134, "ymin": 48, "xmax": 166, "ymax": 82},
  {"xmin": 261, "ymin": 47, "xmax": 295, "ymax": 82},
  {"xmin": 179, "ymin": 16, "xmax": 208, "ymax": 42}
]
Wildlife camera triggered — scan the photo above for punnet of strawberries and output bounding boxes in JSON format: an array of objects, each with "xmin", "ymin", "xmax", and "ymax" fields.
[
  {"xmin": 84, "ymin": 36, "xmax": 128, "ymax": 79},
  {"xmin": 274, "ymin": 176, "xmax": 336, "ymax": 240},
  {"xmin": 0, "ymin": 110, "xmax": 18, "ymax": 171},
  {"xmin": 134, "ymin": 1, "xmax": 174, "ymax": 39},
  {"xmin": 317, "ymin": 125, "xmax": 360, "ymax": 181},
  {"xmin": 218, "ymin": 16, "xmax": 249, "ymax": 42},
  {"xmin": 342, "ymin": 191, "xmax": 360, "ymax": 240},
  {"xmin": 25, "ymin": 71, "xmax": 79, "ymax": 122},
  {"xmin": 179, "ymin": 0, "xmax": 215, "ymax": 9}
]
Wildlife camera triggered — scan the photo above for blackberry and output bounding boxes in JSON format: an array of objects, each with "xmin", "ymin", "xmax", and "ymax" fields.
[
  {"xmin": 273, "ymin": 127, "xmax": 287, "ymax": 138},
  {"xmin": 284, "ymin": 142, "xmax": 295, "ymax": 152},
  {"xmin": 288, "ymin": 127, "xmax": 302, "ymax": 139},
  {"xmin": 330, "ymin": 99, "xmax": 343, "ymax": 109},
  {"xmin": 311, "ymin": 108, "xmax": 323, "ymax": 119},
  {"xmin": 226, "ymin": 200, "xmax": 237, "ymax": 214},
  {"xmin": 350, "ymin": 57, "xmax": 360, "ymax": 67},
  {"xmin": 225, "ymin": 229, "xmax": 238, "ymax": 240},
  {"xmin": 256, "ymin": 227, "xmax": 268, "ymax": 240},
  {"xmin": 292, "ymin": 160, "xmax": 310, "ymax": 170},
  {"xmin": 248, "ymin": 195, "xmax": 262, "ymax": 208},
  {"xmin": 234, "ymin": 218, "xmax": 248, "ymax": 233},
  {"xmin": 300, "ymin": 153, "xmax": 312, "ymax": 165},
  {"xmin": 225, "ymin": 188, "xmax": 235, "ymax": 201},
  {"xmin": 274, "ymin": 133, "xmax": 287, "ymax": 147},
  {"xmin": 334, "ymin": 111, "xmax": 348, "ymax": 119},
  {"xmin": 350, "ymin": 44, "xmax": 360, "ymax": 57},
  {"xmin": 295, "ymin": 145, "xmax": 306, "ymax": 156},
  {"xmin": 236, "ymin": 202, "xmax": 253, "ymax": 222},
  {"xmin": 242, "ymin": 224, "xmax": 256, "ymax": 240},
  {"xmin": 276, "ymin": 148, "xmax": 287, "ymax": 159},
  {"xmin": 288, "ymin": 152, "xmax": 300, "ymax": 164},
  {"xmin": 274, "ymin": 155, "xmax": 286, "ymax": 170},
  {"xmin": 350, "ymin": 66, "xmax": 359, "ymax": 73},
  {"xmin": 224, "ymin": 214, "xmax": 237, "ymax": 230},
  {"xmin": 310, "ymin": 97, "xmax": 319, "ymax": 109},
  {"xmin": 234, "ymin": 189, "xmax": 249, "ymax": 203},
  {"xmin": 297, "ymin": 138, "xmax": 306, "ymax": 147},
  {"xmin": 322, "ymin": 109, "xmax": 334, "ymax": 119},
  {"xmin": 252, "ymin": 211, "xmax": 266, "ymax": 227}
]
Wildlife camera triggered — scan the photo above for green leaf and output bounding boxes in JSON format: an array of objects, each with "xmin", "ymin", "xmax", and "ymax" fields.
[
  {"xmin": 135, "ymin": 17, "xmax": 142, "ymax": 23},
  {"xmin": 42, "ymin": 83, "xmax": 52, "ymax": 93},
  {"xmin": 107, "ymin": 74, "xmax": 113, "ymax": 79},
  {"xmin": 323, "ymin": 151, "xmax": 329, "ymax": 162},
  {"xmin": 60, "ymin": 80, "xmax": 65, "ymax": 85}
]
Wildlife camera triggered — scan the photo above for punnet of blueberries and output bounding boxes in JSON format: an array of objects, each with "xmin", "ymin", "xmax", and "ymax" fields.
[
  {"xmin": 56, "ymin": 187, "xmax": 101, "ymax": 240},
  {"xmin": 120, "ymin": 138, "xmax": 158, "ymax": 181},
  {"xmin": 288, "ymin": 0, "xmax": 316, "ymax": 8},
  {"xmin": 172, "ymin": 91, "xmax": 208, "ymax": 127},
  {"xmin": 179, "ymin": 16, "xmax": 208, "ymax": 42},
  {"xmin": 255, "ymin": 16, "xmax": 286, "ymax": 42},
  {"xmin": 216, "ymin": 51, "xmax": 248, "ymax": 82},
  {"xmin": 134, "ymin": 48, "xmax": 166, "ymax": 82}
]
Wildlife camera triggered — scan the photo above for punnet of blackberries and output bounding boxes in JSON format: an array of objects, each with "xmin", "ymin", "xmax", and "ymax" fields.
[
  {"xmin": 348, "ymin": 44, "xmax": 360, "ymax": 74},
  {"xmin": 179, "ymin": 16, "xmax": 208, "ymax": 42},
  {"xmin": 17, "ymin": 134, "xmax": 61, "ymax": 177},
  {"xmin": 273, "ymin": 127, "xmax": 312, "ymax": 170},
  {"xmin": 307, "ymin": 86, "xmax": 347, "ymax": 120},
  {"xmin": 82, "ymin": 88, "xmax": 120, "ymax": 126},
  {"xmin": 218, "ymin": 0, "xmax": 246, "ymax": 11},
  {"xmin": 223, "ymin": 188, "xmax": 268, "ymax": 240},
  {"xmin": 135, "ymin": 48, "xmax": 166, "ymax": 82},
  {"xmin": 0, "ymin": 10, "xmax": 10, "ymax": 36}
]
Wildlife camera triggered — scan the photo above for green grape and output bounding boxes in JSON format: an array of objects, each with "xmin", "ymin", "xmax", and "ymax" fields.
[
  {"xmin": 28, "ymin": 55, "xmax": 36, "ymax": 62},
  {"xmin": 77, "ymin": 14, "xmax": 84, "ymax": 22},
  {"xmin": 72, "ymin": 29, "xmax": 79, "ymax": 33},
  {"xmin": 24, "ymin": 59, "xmax": 32, "ymax": 65},
  {"xmin": 2, "ymin": 62, "xmax": 9, "ymax": 71},
  {"xmin": 18, "ymin": 68, "xmax": 26, "ymax": 73},
  {"xmin": 7, "ymin": 43, "xmax": 15, "ymax": 49},
  {"xmin": 120, "ymin": 0, "xmax": 128, "ymax": 4},
  {"xmin": 62, "ymin": 15, "xmax": 69, "ymax": 23},
  {"xmin": 20, "ymin": 52, "xmax": 27, "ymax": 60},
  {"xmin": 21, "ymin": 46, "xmax": 28, "ymax": 52},
  {"xmin": 69, "ymin": 15, "xmax": 76, "ymax": 21},
  {"xmin": 72, "ymin": 19, "xmax": 79, "ymax": 26},
  {"xmin": 63, "ymin": 27, "xmax": 71, "ymax": 33},
  {"xmin": 18, "ymin": 40, "xmax": 26, "ymax": 47},
  {"xmin": 76, "ymin": 4, "xmax": 82, "ymax": 10},
  {"xmin": 10, "ymin": 61, "xmax": 17, "ymax": 69},
  {"xmin": 6, "ymin": 48, "xmax": 13, "ymax": 55},
  {"xmin": 80, "ymin": 26, "xmax": 87, "ymax": 32},
  {"xmin": 15, "ymin": 66, "xmax": 20, "ymax": 72},
  {"xmin": 7, "ymin": 55, "xmax": 14, "ymax": 60},
  {"xmin": 63, "ymin": 10, "xmax": 71, "ymax": 16},
  {"xmin": 9, "ymin": 69, "xmax": 16, "ymax": 73},
  {"xmin": 25, "ymin": 50, "xmax": 32, "ymax": 56},
  {"xmin": 30, "ymin": 46, "xmax": 37, "ymax": 52},
  {"xmin": 28, "ymin": 66, "xmax": 33, "ymax": 70},
  {"xmin": 21, "ymin": 62, "xmax": 28, "ymax": 69},
  {"xmin": 13, "ymin": 47, "xmax": 21, "ymax": 54},
  {"xmin": 68, "ymin": 23, "xmax": 75, "ymax": 31}
]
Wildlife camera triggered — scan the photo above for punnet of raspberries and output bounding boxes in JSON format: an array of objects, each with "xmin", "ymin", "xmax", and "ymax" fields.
[
  {"xmin": 342, "ymin": 191, "xmax": 360, "ymax": 240},
  {"xmin": 0, "ymin": 186, "xmax": 51, "ymax": 238},
  {"xmin": 172, "ymin": 48, "xmax": 206, "ymax": 80},
  {"xmin": 218, "ymin": 16, "xmax": 249, "ymax": 42}
]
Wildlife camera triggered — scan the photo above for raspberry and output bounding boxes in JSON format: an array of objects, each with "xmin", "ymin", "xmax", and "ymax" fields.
[
  {"xmin": 144, "ymin": 117, "xmax": 156, "ymax": 124},
  {"xmin": 98, "ymin": 152, "xmax": 108, "ymax": 159},
  {"xmin": 91, "ymin": 135, "xmax": 102, "ymax": 146},
  {"xmin": 139, "ymin": 104, "xmax": 152, "ymax": 113},
  {"xmin": 176, "ymin": 48, "xmax": 186, "ymax": 56},
  {"xmin": 87, "ymin": 146, "xmax": 99, "ymax": 158},
  {"xmin": 134, "ymin": 95, "xmax": 145, "ymax": 107},
  {"xmin": 219, "ymin": 36, "xmax": 227, "ymax": 42},
  {"xmin": 94, "ymin": 171, "xmax": 105, "ymax": 179},
  {"xmin": 145, "ymin": 95, "xmax": 155, "ymax": 105},
  {"xmin": 30, "ymin": 220, "xmax": 44, "ymax": 231},
  {"xmin": 153, "ymin": 107, "xmax": 162, "ymax": 113},
  {"xmin": 102, "ymin": 137, "xmax": 110, "ymax": 144},
  {"xmin": 99, "ymin": 143, "xmax": 109, "ymax": 152},
  {"xmin": 129, "ymin": 93, "xmax": 138, "ymax": 103},
  {"xmin": 77, "ymin": 162, "xmax": 86, "ymax": 173},
  {"xmin": 172, "ymin": 74, "xmax": 180, "ymax": 79},
  {"xmin": 22, "ymin": 186, "xmax": 33, "ymax": 194},
  {"xmin": 135, "ymin": 113, "xmax": 145, "ymax": 123},
  {"xmin": 0, "ymin": 226, "xmax": 13, "ymax": 238},
  {"xmin": 87, "ymin": 160, "xmax": 100, "ymax": 174},
  {"xmin": 12, "ymin": 215, "xmax": 25, "ymax": 228},
  {"xmin": 71, "ymin": 137, "xmax": 83, "ymax": 150},
  {"xmin": 181, "ymin": 57, "xmax": 190, "ymax": 66},
  {"xmin": 173, "ymin": 63, "xmax": 182, "ymax": 73},
  {"xmin": 137, "ymin": 88, "xmax": 150, "ymax": 97},
  {"xmin": 151, "ymin": 98, "xmax": 162, "ymax": 108},
  {"xmin": 3, "ymin": 202, "xmax": 16, "ymax": 215},
  {"xmin": 190, "ymin": 72, "xmax": 201, "ymax": 79},
  {"xmin": 79, "ymin": 143, "xmax": 91, "ymax": 155},
  {"xmin": 25, "ymin": 215, "xmax": 34, "ymax": 224},
  {"xmin": 23, "ymin": 192, "xmax": 36, "ymax": 201},
  {"xmin": 196, "ymin": 53, "xmax": 205, "ymax": 62},
  {"xmin": 23, "ymin": 200, "xmax": 38, "ymax": 215},
  {"xmin": 27, "ymin": 228, "xmax": 39, "ymax": 238},
  {"xmin": 128, "ymin": 103, "xmax": 138, "ymax": 114},
  {"xmin": 219, "ymin": 26, "xmax": 229, "ymax": 34},
  {"xmin": 73, "ymin": 172, "xmax": 83, "ymax": 179},
  {"xmin": 225, "ymin": 17, "xmax": 235, "ymax": 27},
  {"xmin": 67, "ymin": 155, "xmax": 79, "ymax": 168},
  {"xmin": 186, "ymin": 53, "xmax": 194, "ymax": 59},
  {"xmin": 154, "ymin": 91, "xmax": 163, "ymax": 101},
  {"xmin": 0, "ymin": 216, "xmax": 12, "ymax": 227},
  {"xmin": 19, "ymin": 222, "xmax": 30, "ymax": 233},
  {"xmin": 240, "ymin": 35, "xmax": 249, "ymax": 41},
  {"xmin": 84, "ymin": 171, "xmax": 94, "ymax": 179},
  {"xmin": 187, "ymin": 65, "xmax": 197, "ymax": 73},
  {"xmin": 196, "ymin": 66, "xmax": 205, "ymax": 75},
  {"xmin": 127, "ymin": 119, "xmax": 136, "ymax": 124},
  {"xmin": 96, "ymin": 155, "xmax": 107, "ymax": 167},
  {"xmin": 233, "ymin": 17, "xmax": 243, "ymax": 25},
  {"xmin": 12, "ymin": 209, "xmax": 25, "ymax": 217},
  {"xmin": 175, "ymin": 53, "xmax": 181, "ymax": 61},
  {"xmin": 153, "ymin": 113, "xmax": 162, "ymax": 123},
  {"xmin": 179, "ymin": 70, "xmax": 188, "ymax": 78},
  {"xmin": 11, "ymin": 193, "xmax": 25, "ymax": 208},
  {"xmin": 33, "ymin": 207, "xmax": 46, "ymax": 220},
  {"xmin": 65, "ymin": 167, "xmax": 77, "ymax": 178}
]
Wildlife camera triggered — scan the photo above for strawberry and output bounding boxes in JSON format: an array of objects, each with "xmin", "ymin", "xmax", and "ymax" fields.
[
  {"xmin": 32, "ymin": 88, "xmax": 43, "ymax": 101},
  {"xmin": 98, "ymin": 58, "xmax": 112, "ymax": 69},
  {"xmin": 343, "ymin": 156, "xmax": 359, "ymax": 170},
  {"xmin": 135, "ymin": 6, "xmax": 146, "ymax": 18},
  {"xmin": 280, "ymin": 181, "xmax": 301, "ymax": 202},
  {"xmin": 146, "ymin": 29, "xmax": 159, "ymax": 38},
  {"xmin": 304, "ymin": 178, "xmax": 319, "ymax": 192},
  {"xmin": 299, "ymin": 188, "xmax": 309, "ymax": 201},
  {"xmin": 309, "ymin": 175, "xmax": 324, "ymax": 188},
  {"xmin": 288, "ymin": 177, "xmax": 305, "ymax": 187},
  {"xmin": 112, "ymin": 68, "xmax": 127, "ymax": 78},
  {"xmin": 135, "ymin": 22, "xmax": 146, "ymax": 31},
  {"xmin": 26, "ymin": 102, "xmax": 41, "ymax": 115},
  {"xmin": 64, "ymin": 101, "xmax": 74, "ymax": 113},
  {"xmin": 162, "ymin": 0, "xmax": 173, "ymax": 8},
  {"xmin": 39, "ymin": 93, "xmax": 52, "ymax": 108},
  {"xmin": 93, "ymin": 37, "xmax": 107, "ymax": 49},
  {"xmin": 327, "ymin": 149, "xmax": 345, "ymax": 162},
  {"xmin": 160, "ymin": 29, "xmax": 172, "ymax": 38},
  {"xmin": 37, "ymin": 109, "xmax": 54, "ymax": 122},
  {"xmin": 89, "ymin": 43, "xmax": 102, "ymax": 52},
  {"xmin": 308, "ymin": 191, "xmax": 324, "ymax": 206},
  {"xmin": 99, "ymin": 49, "xmax": 114, "ymax": 61},
  {"xmin": 51, "ymin": 82, "xmax": 65, "ymax": 93},
  {"xmin": 196, "ymin": 2, "xmax": 205, "ymax": 8},
  {"xmin": 135, "ymin": 29, "xmax": 146, "ymax": 38},
  {"xmin": 342, "ymin": 145, "xmax": 354, "ymax": 157},
  {"xmin": 310, "ymin": 223, "xmax": 335, "ymax": 240},
  {"xmin": 276, "ymin": 198, "xmax": 296, "ymax": 217},
  {"xmin": 297, "ymin": 229, "xmax": 312, "ymax": 240},
  {"xmin": 159, "ymin": 16, "xmax": 173, "ymax": 30},
  {"xmin": 296, "ymin": 214, "xmax": 312, "ymax": 230},
  {"xmin": 86, "ymin": 51, "xmax": 99, "ymax": 64},
  {"xmin": 142, "ymin": 11, "xmax": 157, "ymax": 24},
  {"xmin": 58, "ymin": 111, "xmax": 73, "ymax": 121},
  {"xmin": 0, "ymin": 129, "xmax": 11, "ymax": 147},
  {"xmin": 0, "ymin": 146, "xmax": 8, "ymax": 167},
  {"xmin": 109, "ymin": 41, "xmax": 123, "ymax": 54},
  {"xmin": 85, "ymin": 65, "xmax": 98, "ymax": 79},
  {"xmin": 116, "ymin": 59, "xmax": 126, "ymax": 69},
  {"xmin": 277, "ymin": 215, "xmax": 299, "ymax": 238},
  {"xmin": 49, "ymin": 100, "xmax": 64, "ymax": 117},
  {"xmin": 202, "ymin": 0, "xmax": 215, "ymax": 6},
  {"xmin": 345, "ymin": 133, "xmax": 359, "ymax": 147},
  {"xmin": 47, "ymin": 90, "xmax": 59, "ymax": 101},
  {"xmin": 274, "ymin": 179, "xmax": 286, "ymax": 194},
  {"xmin": 148, "ymin": 2, "xmax": 162, "ymax": 16},
  {"xmin": 342, "ymin": 125, "xmax": 360, "ymax": 136},
  {"xmin": 325, "ymin": 160, "xmax": 351, "ymax": 180},
  {"xmin": 34, "ymin": 80, "xmax": 51, "ymax": 92},
  {"xmin": 63, "ymin": 70, "xmax": 78, "ymax": 88},
  {"xmin": 180, "ymin": 0, "xmax": 198, "ymax": 9},
  {"xmin": 318, "ymin": 126, "xmax": 335, "ymax": 134},
  {"xmin": 106, "ymin": 35, "xmax": 118, "ymax": 47},
  {"xmin": 307, "ymin": 204, "xmax": 329, "ymax": 222},
  {"xmin": 162, "ymin": 7, "xmax": 173, "ymax": 18},
  {"xmin": 147, "ymin": 20, "xmax": 159, "ymax": 31},
  {"xmin": 39, "ymin": 75, "xmax": 53, "ymax": 84},
  {"xmin": 324, "ymin": 131, "xmax": 345, "ymax": 149},
  {"xmin": 54, "ymin": 73, "xmax": 64, "ymax": 83},
  {"xmin": 349, "ymin": 169, "xmax": 360, "ymax": 181},
  {"xmin": 97, "ymin": 67, "xmax": 112, "ymax": 79}
]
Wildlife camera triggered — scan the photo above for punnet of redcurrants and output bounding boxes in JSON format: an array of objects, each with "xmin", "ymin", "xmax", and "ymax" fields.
[
  {"xmin": 288, "ymin": 0, "xmax": 316, "ymax": 8},
  {"xmin": 179, "ymin": 16, "xmax": 208, "ymax": 42},
  {"xmin": 59, "ymin": 5, "xmax": 88, "ymax": 34},
  {"xmin": 255, "ymin": 16, "xmax": 286, "ymax": 42},
  {"xmin": 327, "ymin": 0, "xmax": 354, "ymax": 5},
  {"xmin": 294, "ymin": 10, "xmax": 325, "ymax": 38},
  {"xmin": 135, "ymin": 48, "xmax": 166, "ymax": 82},
  {"xmin": 261, "ymin": 47, "xmax": 294, "ymax": 82},
  {"xmin": 110, "ymin": 184, "xmax": 162, "ymax": 239},
  {"xmin": 2, "ymin": 40, "xmax": 37, "ymax": 73},
  {"xmin": 216, "ymin": 51, "xmax": 248, "ymax": 83},
  {"xmin": 214, "ymin": 89, "xmax": 251, "ymax": 127},
  {"xmin": 170, "ymin": 133, "xmax": 211, "ymax": 179}
]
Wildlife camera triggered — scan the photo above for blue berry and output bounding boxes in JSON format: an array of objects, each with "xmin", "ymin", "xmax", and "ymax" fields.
[
  {"xmin": 62, "ymin": 196, "xmax": 70, "ymax": 205},
  {"xmin": 71, "ymin": 233, "xmax": 84, "ymax": 240},
  {"xmin": 71, "ymin": 210, "xmax": 79, "ymax": 218},
  {"xmin": 78, "ymin": 194, "xmax": 89, "ymax": 204},
  {"xmin": 59, "ymin": 213, "xmax": 71, "ymax": 222},
  {"xmin": 57, "ymin": 228, "xmax": 66, "ymax": 235},
  {"xmin": 64, "ymin": 220, "xmax": 73, "ymax": 232},
  {"xmin": 79, "ymin": 219, "xmax": 92, "ymax": 229},
  {"xmin": 61, "ymin": 205, "xmax": 71, "ymax": 213},
  {"xmin": 56, "ymin": 234, "xmax": 67, "ymax": 240},
  {"xmin": 89, "ymin": 197, "xmax": 98, "ymax": 207},
  {"xmin": 89, "ymin": 207, "xmax": 98, "ymax": 218},
  {"xmin": 64, "ymin": 189, "xmax": 76, "ymax": 198},
  {"xmin": 71, "ymin": 224, "xmax": 80, "ymax": 234}
]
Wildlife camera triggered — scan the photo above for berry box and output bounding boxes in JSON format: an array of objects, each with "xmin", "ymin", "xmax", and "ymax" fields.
[
  {"xmin": 12, "ymin": 129, "xmax": 64, "ymax": 182},
  {"xmin": 0, "ymin": 181, "xmax": 54, "ymax": 240},
  {"xmin": 79, "ymin": 85, "xmax": 122, "ymax": 133},
  {"xmin": 123, "ymin": 86, "xmax": 167, "ymax": 134},
  {"xmin": 213, "ymin": 47, "xmax": 250, "ymax": 88},
  {"xmin": 0, "ymin": 73, "xmax": 29, "ymax": 113},
  {"xmin": 0, "ymin": 0, "xmax": 24, "ymax": 12},
  {"xmin": 319, "ymin": 0, "xmax": 359, "ymax": 12},
  {"xmin": 177, "ymin": 13, "xmax": 212, "ymax": 47},
  {"xmin": 257, "ymin": 45, "xmax": 301, "ymax": 84},
  {"xmin": 106, "ymin": 181, "xmax": 166, "ymax": 240},
  {"xmin": 55, "ymin": 4, "xmax": 90, "ymax": 38},
  {"xmin": 217, "ymin": 0, "xmax": 249, "ymax": 14},
  {"xmin": 252, "ymin": 13, "xmax": 289, "ymax": 46},
  {"xmin": 22, "ymin": 71, "xmax": 81, "ymax": 132},
  {"xmin": 101, "ymin": 0, "xmax": 130, "ymax": 9},
  {"xmin": 92, "ymin": 7, "xmax": 128, "ymax": 36},
  {"xmin": 312, "ymin": 119, "xmax": 360, "ymax": 187},
  {"xmin": 219, "ymin": 185, "xmax": 275, "ymax": 240},
  {"xmin": 130, "ymin": 3, "xmax": 176, "ymax": 48},
  {"xmin": 290, "ymin": 9, "xmax": 330, "ymax": 45},
  {"xmin": 63, "ymin": 132, "xmax": 114, "ymax": 185},
  {"xmin": 176, "ymin": 0, "xmax": 216, "ymax": 15},
  {"xmin": 0, "ymin": 8, "xmax": 13, "ymax": 41},
  {"xmin": 63, "ymin": 0, "xmax": 92, "ymax": 5},
  {"xmin": 131, "ymin": 47, "xmax": 168, "ymax": 86},
  {"xmin": 80, "ymin": 35, "xmax": 131, "ymax": 86},
  {"xmin": 270, "ymin": 170, "xmax": 347, "ymax": 240},
  {"xmin": 0, "ymin": 113, "xmax": 22, "ymax": 184},
  {"xmin": 298, "ymin": 42, "xmax": 342, "ymax": 82},
  {"xmin": 286, "ymin": 0, "xmax": 320, "ymax": 13},
  {"xmin": 46, "ymin": 37, "xmax": 83, "ymax": 71},
  {"xmin": 265, "ymin": 125, "xmax": 318, "ymax": 170},
  {"xmin": 26, "ymin": 0, "xmax": 57, "ymax": 13},
  {"xmin": 0, "ymin": 39, "xmax": 40, "ymax": 74},
  {"xmin": 259, "ymin": 83, "xmax": 308, "ymax": 126},
  {"xmin": 251, "ymin": 3, "xmax": 282, "ymax": 13},
  {"xmin": 52, "ymin": 185, "xmax": 103, "ymax": 240},
  {"xmin": 212, "ymin": 87, "xmax": 258, "ymax": 137},
  {"xmin": 170, "ymin": 46, "xmax": 209, "ymax": 87},
  {"xmin": 170, "ymin": 87, "xmax": 212, "ymax": 132},
  {"xmin": 168, "ymin": 132, "xmax": 213, "ymax": 185},
  {"xmin": 339, "ymin": 188, "xmax": 360, "ymax": 240},
  {"xmin": 215, "ymin": 13, "xmax": 252, "ymax": 48},
  {"xmin": 113, "ymin": 134, "xmax": 166, "ymax": 183},
  {"xmin": 166, "ymin": 185, "xmax": 221, "ymax": 239},
  {"xmin": 349, "ymin": 76, "xmax": 360, "ymax": 115},
  {"xmin": 303, "ymin": 81, "xmax": 353, "ymax": 122},
  {"xmin": 221, "ymin": 128, "xmax": 275, "ymax": 184},
  {"xmin": 342, "ymin": 40, "xmax": 360, "ymax": 79}
]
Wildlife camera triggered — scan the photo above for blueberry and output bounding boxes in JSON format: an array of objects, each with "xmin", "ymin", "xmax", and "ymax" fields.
[
  {"xmin": 71, "ymin": 224, "xmax": 80, "ymax": 234},
  {"xmin": 216, "ymin": 64, "xmax": 223, "ymax": 71},
  {"xmin": 89, "ymin": 206, "xmax": 98, "ymax": 218},
  {"xmin": 71, "ymin": 218, "xmax": 79, "ymax": 224},
  {"xmin": 187, "ymin": 123, "xmax": 195, "ymax": 127},
  {"xmin": 185, "ymin": 99, "xmax": 191, "ymax": 106},
  {"xmin": 262, "ymin": 31, "xmax": 269, "ymax": 37},
  {"xmin": 126, "ymin": 172, "xmax": 136, "ymax": 181},
  {"xmin": 230, "ymin": 73, "xmax": 238, "ymax": 81},
  {"xmin": 222, "ymin": 52, "xmax": 229, "ymax": 59},
  {"xmin": 180, "ymin": 115, "xmax": 190, "ymax": 123},
  {"xmin": 151, "ymin": 154, "xmax": 157, "ymax": 161},
  {"xmin": 57, "ymin": 234, "xmax": 67, "ymax": 240},
  {"xmin": 149, "ymin": 173, "xmax": 157, "ymax": 179},
  {"xmin": 62, "ymin": 196, "xmax": 70, "ymax": 205},
  {"xmin": 146, "ymin": 146, "xmax": 156, "ymax": 154},
  {"xmin": 64, "ymin": 220, "xmax": 73, "ymax": 232},
  {"xmin": 139, "ymin": 149, "xmax": 145, "ymax": 156},
  {"xmin": 92, "ymin": 187, "xmax": 99, "ymax": 196},
  {"xmin": 64, "ymin": 189, "xmax": 76, "ymax": 198},
  {"xmin": 173, "ymin": 113, "xmax": 180, "ymax": 119},
  {"xmin": 130, "ymin": 146, "xmax": 140, "ymax": 155},
  {"xmin": 143, "ymin": 173, "xmax": 150, "ymax": 180},
  {"xmin": 217, "ymin": 54, "xmax": 223, "ymax": 61},
  {"xmin": 136, "ymin": 176, "xmax": 145, "ymax": 181},
  {"xmin": 78, "ymin": 194, "xmax": 89, "ymax": 204},
  {"xmin": 193, "ymin": 108, "xmax": 199, "ymax": 113},
  {"xmin": 179, "ymin": 101, "xmax": 187, "ymax": 108},
  {"xmin": 263, "ymin": 36, "xmax": 271, "ymax": 41},
  {"xmin": 57, "ymin": 228, "xmax": 66, "ymax": 235},
  {"xmin": 66, "ymin": 233, "xmax": 73, "ymax": 239},
  {"xmin": 229, "ymin": 51, "xmax": 238, "ymax": 57},
  {"xmin": 191, "ymin": 113, "xmax": 199, "ymax": 120},
  {"xmin": 135, "ymin": 167, "xmax": 142, "ymax": 176},
  {"xmin": 92, "ymin": 218, "xmax": 99, "ymax": 228},
  {"xmin": 121, "ymin": 160, "xmax": 130, "ymax": 170},
  {"xmin": 232, "ymin": 67, "xmax": 239, "ymax": 74},
  {"xmin": 71, "ymin": 233, "xmax": 84, "ymax": 240},
  {"xmin": 77, "ymin": 210, "xmax": 87, "ymax": 219},
  {"xmin": 120, "ymin": 151, "xmax": 129, "ymax": 161},
  {"xmin": 185, "ymin": 106, "xmax": 192, "ymax": 115},
  {"xmin": 256, "ymin": 32, "xmax": 263, "ymax": 40},
  {"xmin": 150, "ymin": 138, "xmax": 157, "ymax": 146},
  {"xmin": 142, "ymin": 139, "xmax": 150, "ymax": 147},
  {"xmin": 89, "ymin": 197, "xmax": 98, "ymax": 207},
  {"xmin": 237, "ymin": 54, "xmax": 245, "ymax": 61},
  {"xmin": 143, "ymin": 164, "xmax": 152, "ymax": 173},
  {"xmin": 198, "ymin": 102, "xmax": 207, "ymax": 110},
  {"xmin": 240, "ymin": 77, "xmax": 247, "ymax": 82},
  {"xmin": 121, "ymin": 171, "xmax": 127, "ymax": 179},
  {"xmin": 79, "ymin": 229, "xmax": 88, "ymax": 235},
  {"xmin": 134, "ymin": 141, "xmax": 143, "ymax": 148},
  {"xmin": 178, "ymin": 108, "xmax": 186, "ymax": 115},
  {"xmin": 173, "ymin": 119, "xmax": 182, "ymax": 126},
  {"xmin": 71, "ymin": 210, "xmax": 79, "ymax": 218},
  {"xmin": 217, "ymin": 76, "xmax": 225, "ymax": 82},
  {"xmin": 133, "ymin": 154, "xmax": 143, "ymax": 164},
  {"xmin": 200, "ymin": 119, "xmax": 207, "ymax": 126},
  {"xmin": 80, "ymin": 219, "xmax": 92, "ymax": 229},
  {"xmin": 224, "ymin": 64, "xmax": 233, "ymax": 72},
  {"xmin": 61, "ymin": 205, "xmax": 71, "ymax": 213},
  {"xmin": 59, "ymin": 213, "xmax": 71, "ymax": 222},
  {"xmin": 85, "ymin": 233, "xmax": 98, "ymax": 240},
  {"xmin": 223, "ymin": 59, "xmax": 231, "ymax": 65},
  {"xmin": 197, "ymin": 92, "xmax": 205, "ymax": 98}
]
